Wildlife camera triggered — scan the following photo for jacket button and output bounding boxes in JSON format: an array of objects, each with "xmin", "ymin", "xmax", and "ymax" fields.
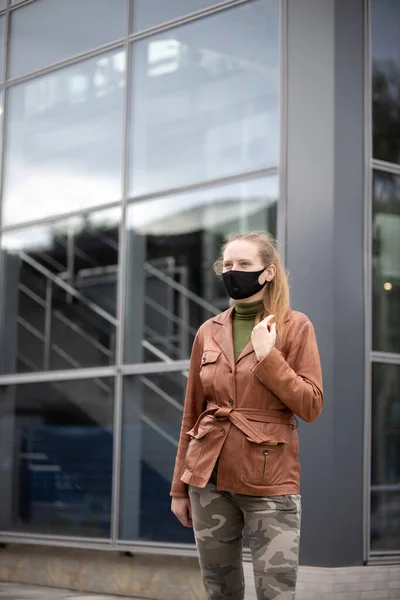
[
  {"xmin": 228, "ymin": 399, "xmax": 233, "ymax": 406},
  {"xmin": 220, "ymin": 429, "xmax": 226, "ymax": 434},
  {"xmin": 263, "ymin": 450, "xmax": 269, "ymax": 456}
]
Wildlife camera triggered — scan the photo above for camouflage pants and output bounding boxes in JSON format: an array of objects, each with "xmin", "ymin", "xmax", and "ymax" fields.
[{"xmin": 189, "ymin": 477, "xmax": 301, "ymax": 600}]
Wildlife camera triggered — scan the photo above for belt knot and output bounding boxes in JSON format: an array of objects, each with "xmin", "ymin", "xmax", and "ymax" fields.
[{"xmin": 214, "ymin": 407, "xmax": 233, "ymax": 420}]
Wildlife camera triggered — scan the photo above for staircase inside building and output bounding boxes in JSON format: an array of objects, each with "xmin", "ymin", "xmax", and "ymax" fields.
[{"xmin": 5, "ymin": 230, "xmax": 219, "ymax": 544}]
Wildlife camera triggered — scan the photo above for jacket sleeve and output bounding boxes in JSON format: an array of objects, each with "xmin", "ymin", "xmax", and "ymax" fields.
[
  {"xmin": 170, "ymin": 330, "xmax": 205, "ymax": 497},
  {"xmin": 251, "ymin": 319, "xmax": 323, "ymax": 422}
]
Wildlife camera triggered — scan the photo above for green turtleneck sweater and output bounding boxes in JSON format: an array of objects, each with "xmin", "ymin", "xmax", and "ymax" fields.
[{"xmin": 233, "ymin": 300, "xmax": 263, "ymax": 361}]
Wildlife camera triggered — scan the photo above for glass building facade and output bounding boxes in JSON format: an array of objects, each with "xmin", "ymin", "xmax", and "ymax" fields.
[
  {"xmin": 0, "ymin": 0, "xmax": 280, "ymax": 548},
  {"xmin": 0, "ymin": 0, "xmax": 398, "ymax": 567},
  {"xmin": 369, "ymin": 0, "xmax": 400, "ymax": 556}
]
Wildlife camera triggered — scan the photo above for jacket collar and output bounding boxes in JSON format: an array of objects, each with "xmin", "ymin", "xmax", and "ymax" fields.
[
  {"xmin": 212, "ymin": 307, "xmax": 235, "ymax": 367},
  {"xmin": 211, "ymin": 306, "xmax": 291, "ymax": 367},
  {"xmin": 212, "ymin": 306, "xmax": 292, "ymax": 325}
]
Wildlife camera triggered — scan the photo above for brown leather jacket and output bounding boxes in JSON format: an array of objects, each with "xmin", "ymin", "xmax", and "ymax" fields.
[{"xmin": 170, "ymin": 306, "xmax": 323, "ymax": 498}]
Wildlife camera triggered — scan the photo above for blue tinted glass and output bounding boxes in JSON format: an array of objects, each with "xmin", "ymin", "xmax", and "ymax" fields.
[{"xmin": 0, "ymin": 379, "xmax": 114, "ymax": 537}]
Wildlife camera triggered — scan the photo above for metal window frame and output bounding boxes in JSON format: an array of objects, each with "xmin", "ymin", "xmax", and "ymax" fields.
[
  {"xmin": 365, "ymin": 0, "xmax": 400, "ymax": 564},
  {"xmin": 0, "ymin": 0, "xmax": 287, "ymax": 554},
  {"xmin": 0, "ymin": 168, "xmax": 278, "ymax": 234},
  {"xmin": 0, "ymin": 0, "xmax": 253, "ymax": 89}
]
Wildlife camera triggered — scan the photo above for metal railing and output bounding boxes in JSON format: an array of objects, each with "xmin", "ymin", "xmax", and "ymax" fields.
[{"xmin": 16, "ymin": 252, "xmax": 218, "ymax": 448}]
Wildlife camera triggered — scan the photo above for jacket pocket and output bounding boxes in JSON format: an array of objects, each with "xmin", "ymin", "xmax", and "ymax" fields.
[
  {"xmin": 242, "ymin": 427, "xmax": 287, "ymax": 486},
  {"xmin": 184, "ymin": 424, "xmax": 211, "ymax": 472},
  {"xmin": 199, "ymin": 350, "xmax": 221, "ymax": 388}
]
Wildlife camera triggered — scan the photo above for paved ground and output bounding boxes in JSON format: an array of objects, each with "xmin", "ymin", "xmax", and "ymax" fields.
[{"xmin": 0, "ymin": 583, "xmax": 148, "ymax": 600}]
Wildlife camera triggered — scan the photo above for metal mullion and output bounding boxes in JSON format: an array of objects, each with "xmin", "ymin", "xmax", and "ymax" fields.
[
  {"xmin": 121, "ymin": 360, "xmax": 190, "ymax": 376},
  {"xmin": 0, "ymin": 199, "xmax": 122, "ymax": 233},
  {"xmin": 110, "ymin": 0, "xmax": 131, "ymax": 547},
  {"xmin": 363, "ymin": 0, "xmax": 372, "ymax": 565},
  {"xmin": 6, "ymin": 38, "xmax": 127, "ymax": 88},
  {"xmin": 8, "ymin": 0, "xmax": 35, "ymax": 9},
  {"xmin": 0, "ymin": 532, "xmax": 113, "ymax": 549},
  {"xmin": 0, "ymin": 2, "xmax": 11, "ymax": 232},
  {"xmin": 371, "ymin": 352, "xmax": 400, "ymax": 365},
  {"xmin": 125, "ymin": 167, "xmax": 279, "ymax": 208},
  {"xmin": 4, "ymin": 0, "xmax": 249, "ymax": 89},
  {"xmin": 369, "ymin": 550, "xmax": 400, "ymax": 557},
  {"xmin": 0, "ymin": 168, "xmax": 278, "ymax": 234},
  {"xmin": 0, "ymin": 365, "xmax": 117, "ymax": 386},
  {"xmin": 127, "ymin": 0, "xmax": 251, "ymax": 42},
  {"xmin": 368, "ymin": 552, "xmax": 400, "ymax": 566},
  {"xmin": 277, "ymin": 0, "xmax": 288, "ymax": 264},
  {"xmin": 371, "ymin": 158, "xmax": 400, "ymax": 177},
  {"xmin": 0, "ymin": 531, "xmax": 198, "ymax": 556}
]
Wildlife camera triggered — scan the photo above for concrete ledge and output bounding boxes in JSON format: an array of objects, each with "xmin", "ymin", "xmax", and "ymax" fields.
[
  {"xmin": 0, "ymin": 545, "xmax": 205, "ymax": 600},
  {"xmin": 0, "ymin": 545, "xmax": 399, "ymax": 600}
]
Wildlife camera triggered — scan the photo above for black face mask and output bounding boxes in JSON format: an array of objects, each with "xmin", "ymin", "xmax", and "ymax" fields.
[{"xmin": 222, "ymin": 268, "xmax": 267, "ymax": 300}]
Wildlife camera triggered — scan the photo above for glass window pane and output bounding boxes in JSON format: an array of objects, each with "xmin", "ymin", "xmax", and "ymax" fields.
[
  {"xmin": 0, "ymin": 1, "xmax": 7, "ymax": 10},
  {"xmin": 124, "ymin": 176, "xmax": 278, "ymax": 364},
  {"xmin": 371, "ymin": 0, "xmax": 400, "ymax": 164},
  {"xmin": 372, "ymin": 171, "xmax": 400, "ymax": 353},
  {"xmin": 3, "ymin": 48, "xmax": 126, "ymax": 227},
  {"xmin": 129, "ymin": 0, "xmax": 280, "ymax": 197},
  {"xmin": 132, "ymin": 0, "xmax": 218, "ymax": 32},
  {"xmin": 120, "ymin": 372, "xmax": 194, "ymax": 543},
  {"xmin": 0, "ymin": 378, "xmax": 114, "ymax": 537},
  {"xmin": 371, "ymin": 363, "xmax": 400, "ymax": 551},
  {"xmin": 10, "ymin": 0, "xmax": 125, "ymax": 78},
  {"xmin": 0, "ymin": 208, "xmax": 120, "ymax": 374}
]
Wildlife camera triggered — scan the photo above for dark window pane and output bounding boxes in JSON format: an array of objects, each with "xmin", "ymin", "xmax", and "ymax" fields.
[
  {"xmin": 129, "ymin": 0, "xmax": 280, "ymax": 196},
  {"xmin": 0, "ymin": 378, "xmax": 114, "ymax": 537},
  {"xmin": 371, "ymin": 363, "xmax": 400, "ymax": 551},
  {"xmin": 10, "ymin": 0, "xmax": 125, "ymax": 78},
  {"xmin": 124, "ymin": 176, "xmax": 278, "ymax": 364},
  {"xmin": 120, "ymin": 372, "xmax": 194, "ymax": 543},
  {"xmin": 132, "ymin": 0, "xmax": 218, "ymax": 32},
  {"xmin": 371, "ymin": 0, "xmax": 400, "ymax": 164},
  {"xmin": 372, "ymin": 171, "xmax": 400, "ymax": 353},
  {"xmin": 0, "ymin": 208, "xmax": 120, "ymax": 374},
  {"xmin": 3, "ymin": 48, "xmax": 125, "ymax": 227}
]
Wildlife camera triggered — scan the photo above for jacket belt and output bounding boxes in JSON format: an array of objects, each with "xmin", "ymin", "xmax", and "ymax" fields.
[{"xmin": 188, "ymin": 403, "xmax": 297, "ymax": 445}]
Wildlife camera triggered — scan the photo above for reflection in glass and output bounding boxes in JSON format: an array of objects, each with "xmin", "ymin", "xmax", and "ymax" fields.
[
  {"xmin": 0, "ymin": 1, "xmax": 6, "ymax": 11},
  {"xmin": 0, "ymin": 208, "xmax": 120, "ymax": 374},
  {"xmin": 132, "ymin": 0, "xmax": 218, "ymax": 32},
  {"xmin": 371, "ymin": 0, "xmax": 400, "ymax": 164},
  {"xmin": 9, "ymin": 0, "xmax": 125, "ymax": 78},
  {"xmin": 0, "ymin": 378, "xmax": 114, "ymax": 537},
  {"xmin": 129, "ymin": 0, "xmax": 280, "ymax": 196},
  {"xmin": 372, "ymin": 171, "xmax": 400, "ymax": 353},
  {"xmin": 124, "ymin": 176, "xmax": 278, "ymax": 364},
  {"xmin": 120, "ymin": 372, "xmax": 194, "ymax": 543},
  {"xmin": 3, "ymin": 48, "xmax": 126, "ymax": 227},
  {"xmin": 371, "ymin": 363, "xmax": 400, "ymax": 551}
]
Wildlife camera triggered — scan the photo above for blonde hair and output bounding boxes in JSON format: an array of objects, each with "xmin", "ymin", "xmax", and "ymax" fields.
[{"xmin": 213, "ymin": 231, "xmax": 290, "ymax": 336}]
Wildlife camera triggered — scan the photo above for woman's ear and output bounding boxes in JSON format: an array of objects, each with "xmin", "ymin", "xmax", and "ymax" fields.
[{"xmin": 265, "ymin": 264, "xmax": 277, "ymax": 283}]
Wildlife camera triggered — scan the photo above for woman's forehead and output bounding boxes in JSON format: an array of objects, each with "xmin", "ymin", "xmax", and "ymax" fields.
[{"xmin": 223, "ymin": 239, "xmax": 259, "ymax": 259}]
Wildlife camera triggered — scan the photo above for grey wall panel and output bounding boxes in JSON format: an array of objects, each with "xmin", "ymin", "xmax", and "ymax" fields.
[
  {"xmin": 332, "ymin": 0, "xmax": 365, "ymax": 567},
  {"xmin": 286, "ymin": 0, "xmax": 364, "ymax": 567},
  {"xmin": 287, "ymin": 0, "xmax": 336, "ymax": 567}
]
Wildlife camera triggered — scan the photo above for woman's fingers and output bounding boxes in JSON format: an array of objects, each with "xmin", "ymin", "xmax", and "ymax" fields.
[{"xmin": 171, "ymin": 497, "xmax": 193, "ymax": 528}]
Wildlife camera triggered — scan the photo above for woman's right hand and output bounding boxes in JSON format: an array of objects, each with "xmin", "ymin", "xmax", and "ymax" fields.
[{"xmin": 171, "ymin": 497, "xmax": 193, "ymax": 527}]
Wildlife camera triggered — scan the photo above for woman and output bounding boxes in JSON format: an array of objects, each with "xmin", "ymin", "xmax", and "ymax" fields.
[{"xmin": 170, "ymin": 231, "xmax": 323, "ymax": 600}]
